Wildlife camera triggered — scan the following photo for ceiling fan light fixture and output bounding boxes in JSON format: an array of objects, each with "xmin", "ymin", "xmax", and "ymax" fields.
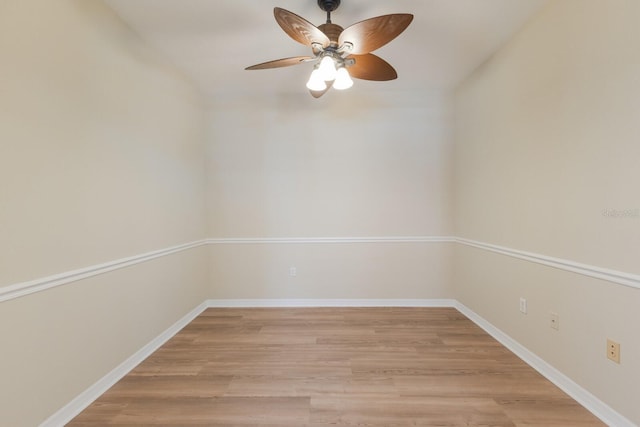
[
  {"xmin": 333, "ymin": 66, "xmax": 353, "ymax": 90},
  {"xmin": 246, "ymin": 5, "xmax": 413, "ymax": 98},
  {"xmin": 306, "ymin": 68, "xmax": 327, "ymax": 91}
]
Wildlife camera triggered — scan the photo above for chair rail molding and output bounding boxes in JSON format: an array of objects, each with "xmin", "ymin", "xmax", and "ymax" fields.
[
  {"xmin": 0, "ymin": 240, "xmax": 209, "ymax": 303},
  {"xmin": 2, "ymin": 235, "xmax": 638, "ymax": 304},
  {"xmin": 455, "ymin": 237, "xmax": 640, "ymax": 290}
]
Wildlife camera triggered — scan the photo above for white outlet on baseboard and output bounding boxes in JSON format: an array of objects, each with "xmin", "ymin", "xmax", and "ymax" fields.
[
  {"xmin": 289, "ymin": 267, "xmax": 297, "ymax": 277},
  {"xmin": 519, "ymin": 297, "xmax": 527, "ymax": 314}
]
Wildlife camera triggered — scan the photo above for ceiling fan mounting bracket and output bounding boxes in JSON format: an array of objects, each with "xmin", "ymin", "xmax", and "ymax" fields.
[{"xmin": 317, "ymin": 0, "xmax": 341, "ymax": 13}]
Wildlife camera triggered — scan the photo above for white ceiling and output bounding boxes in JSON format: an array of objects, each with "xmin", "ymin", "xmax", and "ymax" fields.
[{"xmin": 104, "ymin": 0, "xmax": 547, "ymax": 105}]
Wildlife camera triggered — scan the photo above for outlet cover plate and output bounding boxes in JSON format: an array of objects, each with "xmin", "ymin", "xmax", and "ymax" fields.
[
  {"xmin": 550, "ymin": 312, "xmax": 559, "ymax": 330},
  {"xmin": 519, "ymin": 297, "xmax": 527, "ymax": 314},
  {"xmin": 607, "ymin": 339, "xmax": 620, "ymax": 363}
]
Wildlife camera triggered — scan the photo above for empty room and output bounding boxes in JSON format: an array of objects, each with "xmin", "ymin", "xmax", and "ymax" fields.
[{"xmin": 1, "ymin": 0, "xmax": 638, "ymax": 426}]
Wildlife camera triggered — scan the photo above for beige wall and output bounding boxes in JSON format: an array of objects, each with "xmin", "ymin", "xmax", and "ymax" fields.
[
  {"xmin": 207, "ymin": 92, "xmax": 453, "ymax": 237},
  {"xmin": 206, "ymin": 91, "xmax": 455, "ymax": 299},
  {"xmin": 0, "ymin": 1, "xmax": 208, "ymax": 425},
  {"xmin": 210, "ymin": 242, "xmax": 453, "ymax": 300},
  {"xmin": 454, "ymin": 0, "xmax": 640, "ymax": 423}
]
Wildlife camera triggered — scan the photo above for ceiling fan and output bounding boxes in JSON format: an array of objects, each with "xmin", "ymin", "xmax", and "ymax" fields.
[{"xmin": 245, "ymin": 0, "xmax": 413, "ymax": 98}]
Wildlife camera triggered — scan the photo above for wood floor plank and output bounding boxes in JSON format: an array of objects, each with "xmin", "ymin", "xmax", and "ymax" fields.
[
  {"xmin": 310, "ymin": 396, "xmax": 514, "ymax": 426},
  {"xmin": 68, "ymin": 307, "xmax": 604, "ymax": 426},
  {"xmin": 104, "ymin": 374, "xmax": 233, "ymax": 398}
]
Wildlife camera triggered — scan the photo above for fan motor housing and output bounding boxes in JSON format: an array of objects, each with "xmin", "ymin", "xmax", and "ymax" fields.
[
  {"xmin": 318, "ymin": 23, "xmax": 344, "ymax": 45},
  {"xmin": 318, "ymin": 0, "xmax": 340, "ymax": 12}
]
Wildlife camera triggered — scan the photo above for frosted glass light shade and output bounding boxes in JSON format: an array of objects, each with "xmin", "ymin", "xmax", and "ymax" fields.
[
  {"xmin": 318, "ymin": 56, "xmax": 337, "ymax": 81},
  {"xmin": 306, "ymin": 69, "xmax": 327, "ymax": 91},
  {"xmin": 333, "ymin": 67, "xmax": 353, "ymax": 90}
]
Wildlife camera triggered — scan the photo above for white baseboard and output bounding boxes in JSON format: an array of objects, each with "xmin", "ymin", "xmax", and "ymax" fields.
[
  {"xmin": 207, "ymin": 236, "xmax": 455, "ymax": 244},
  {"xmin": 41, "ymin": 299, "xmax": 634, "ymax": 427},
  {"xmin": 454, "ymin": 302, "xmax": 635, "ymax": 427},
  {"xmin": 39, "ymin": 301, "xmax": 209, "ymax": 427},
  {"xmin": 206, "ymin": 298, "xmax": 456, "ymax": 308}
]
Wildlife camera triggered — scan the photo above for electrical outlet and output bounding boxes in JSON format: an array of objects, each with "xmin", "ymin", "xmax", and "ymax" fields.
[
  {"xmin": 519, "ymin": 297, "xmax": 527, "ymax": 314},
  {"xmin": 607, "ymin": 339, "xmax": 620, "ymax": 363},
  {"xmin": 289, "ymin": 267, "xmax": 297, "ymax": 277},
  {"xmin": 550, "ymin": 312, "xmax": 559, "ymax": 330}
]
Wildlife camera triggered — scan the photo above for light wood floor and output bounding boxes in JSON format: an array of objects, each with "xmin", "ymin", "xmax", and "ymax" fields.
[{"xmin": 69, "ymin": 307, "xmax": 604, "ymax": 426}]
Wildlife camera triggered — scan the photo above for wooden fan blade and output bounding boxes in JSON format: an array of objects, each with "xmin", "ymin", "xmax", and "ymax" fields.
[
  {"xmin": 347, "ymin": 54, "xmax": 397, "ymax": 81},
  {"xmin": 274, "ymin": 7, "xmax": 330, "ymax": 48},
  {"xmin": 339, "ymin": 14, "xmax": 413, "ymax": 55},
  {"xmin": 245, "ymin": 56, "xmax": 313, "ymax": 70}
]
